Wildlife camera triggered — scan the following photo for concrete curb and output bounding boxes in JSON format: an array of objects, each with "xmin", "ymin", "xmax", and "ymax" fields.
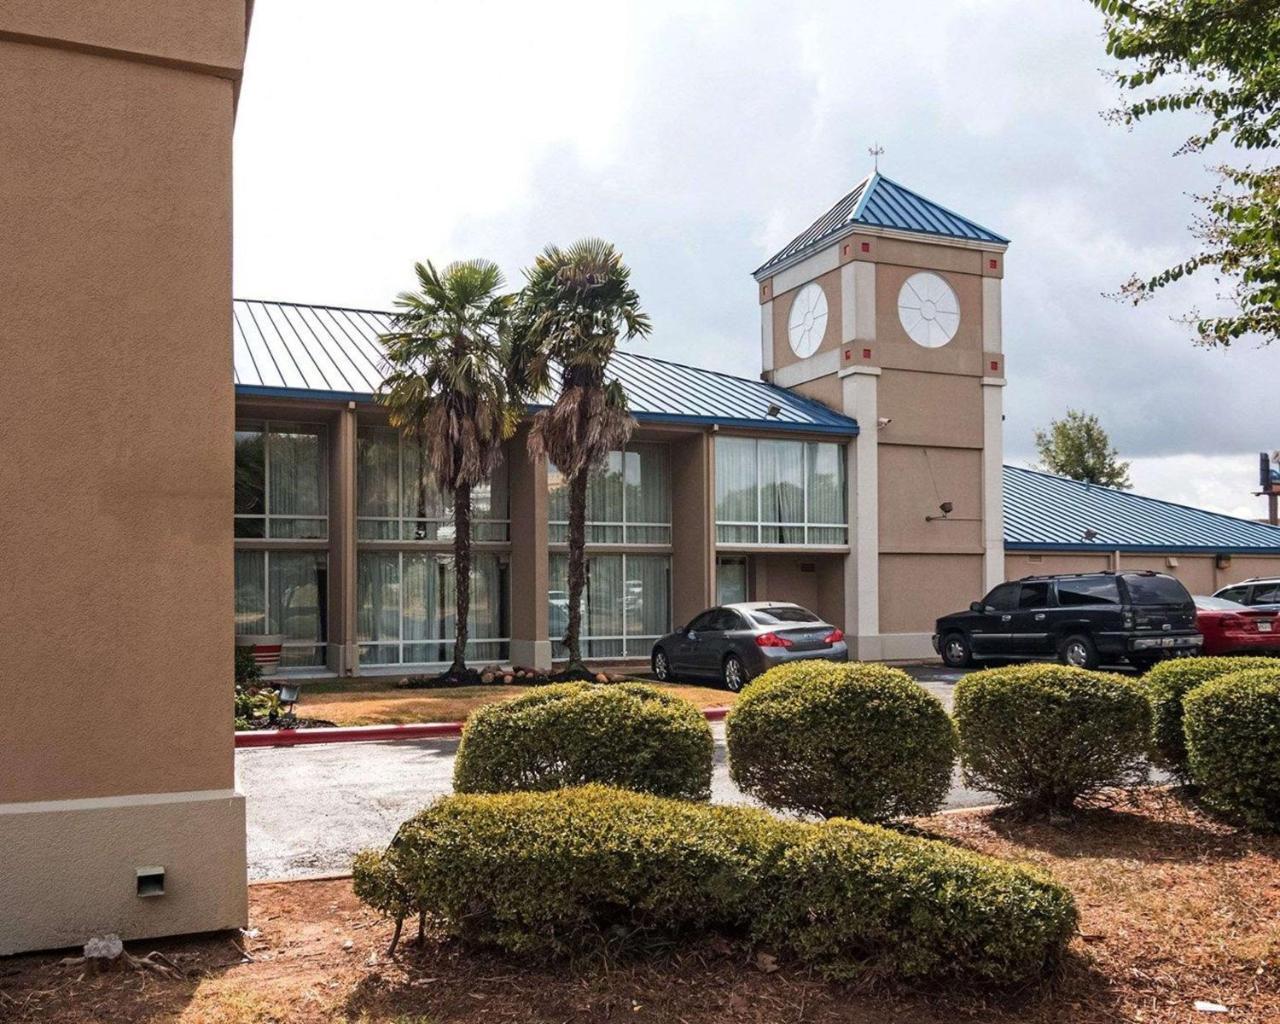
[{"xmin": 235, "ymin": 704, "xmax": 732, "ymax": 749}]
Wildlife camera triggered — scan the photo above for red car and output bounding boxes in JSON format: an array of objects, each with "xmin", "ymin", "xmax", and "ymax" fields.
[{"xmin": 1193, "ymin": 596, "xmax": 1280, "ymax": 655}]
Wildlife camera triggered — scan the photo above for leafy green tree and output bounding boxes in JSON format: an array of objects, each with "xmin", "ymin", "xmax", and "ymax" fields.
[
  {"xmin": 1090, "ymin": 0, "xmax": 1280, "ymax": 346},
  {"xmin": 510, "ymin": 239, "xmax": 652, "ymax": 674},
  {"xmin": 1034, "ymin": 409, "xmax": 1132, "ymax": 489},
  {"xmin": 379, "ymin": 260, "xmax": 517, "ymax": 677}
]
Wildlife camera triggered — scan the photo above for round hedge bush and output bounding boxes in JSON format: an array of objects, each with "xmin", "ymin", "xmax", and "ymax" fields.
[
  {"xmin": 452, "ymin": 682, "xmax": 713, "ymax": 800},
  {"xmin": 1183, "ymin": 668, "xmax": 1280, "ymax": 831},
  {"xmin": 725, "ymin": 660, "xmax": 956, "ymax": 821},
  {"xmin": 1141, "ymin": 656, "xmax": 1279, "ymax": 776},
  {"xmin": 953, "ymin": 663, "xmax": 1150, "ymax": 815},
  {"xmin": 353, "ymin": 785, "xmax": 1077, "ymax": 985}
]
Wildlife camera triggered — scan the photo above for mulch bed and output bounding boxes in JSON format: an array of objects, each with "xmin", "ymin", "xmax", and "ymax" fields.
[
  {"xmin": 2, "ymin": 790, "xmax": 1277, "ymax": 1023},
  {"xmin": 398, "ymin": 665, "xmax": 633, "ymax": 690}
]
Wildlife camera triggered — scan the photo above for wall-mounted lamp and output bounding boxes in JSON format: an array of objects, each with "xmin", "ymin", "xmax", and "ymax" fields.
[
  {"xmin": 1082, "ymin": 528, "xmax": 1099, "ymax": 542},
  {"xmin": 1216, "ymin": 553, "xmax": 1232, "ymax": 570},
  {"xmin": 925, "ymin": 501, "xmax": 954, "ymax": 522},
  {"xmin": 876, "ymin": 417, "xmax": 892, "ymax": 429}
]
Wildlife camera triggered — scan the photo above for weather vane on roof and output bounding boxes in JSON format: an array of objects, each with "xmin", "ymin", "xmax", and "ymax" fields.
[{"xmin": 868, "ymin": 143, "xmax": 884, "ymax": 172}]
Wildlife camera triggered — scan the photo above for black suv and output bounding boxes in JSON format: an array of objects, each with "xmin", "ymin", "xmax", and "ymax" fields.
[{"xmin": 933, "ymin": 571, "xmax": 1202, "ymax": 670}]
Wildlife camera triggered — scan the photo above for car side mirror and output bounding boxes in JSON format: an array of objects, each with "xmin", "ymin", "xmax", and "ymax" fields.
[
  {"xmin": 970, "ymin": 601, "xmax": 985, "ymax": 614},
  {"xmin": 676, "ymin": 625, "xmax": 688, "ymax": 635}
]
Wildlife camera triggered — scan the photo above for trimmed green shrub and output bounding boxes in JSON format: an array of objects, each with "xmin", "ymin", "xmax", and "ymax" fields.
[
  {"xmin": 353, "ymin": 785, "xmax": 1077, "ymax": 985},
  {"xmin": 452, "ymin": 682, "xmax": 713, "ymax": 800},
  {"xmin": 754, "ymin": 818, "xmax": 1078, "ymax": 984},
  {"xmin": 726, "ymin": 660, "xmax": 956, "ymax": 821},
  {"xmin": 1184, "ymin": 668, "xmax": 1280, "ymax": 831},
  {"xmin": 1141, "ymin": 657, "xmax": 1279, "ymax": 776},
  {"xmin": 954, "ymin": 664, "xmax": 1150, "ymax": 815}
]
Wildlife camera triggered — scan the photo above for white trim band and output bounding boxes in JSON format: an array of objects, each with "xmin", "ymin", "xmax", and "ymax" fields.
[{"xmin": 0, "ymin": 788, "xmax": 241, "ymax": 816}]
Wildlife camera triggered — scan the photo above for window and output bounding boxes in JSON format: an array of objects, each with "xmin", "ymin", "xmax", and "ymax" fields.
[
  {"xmin": 709, "ymin": 608, "xmax": 745, "ymax": 631},
  {"xmin": 356, "ymin": 426, "xmax": 509, "ymax": 542},
  {"xmin": 548, "ymin": 553, "xmax": 670, "ymax": 659},
  {"xmin": 1251, "ymin": 583, "xmax": 1280, "ymax": 604},
  {"xmin": 234, "ymin": 550, "xmax": 328, "ymax": 667},
  {"xmin": 716, "ymin": 556, "xmax": 748, "ymax": 605},
  {"xmin": 1123, "ymin": 573, "xmax": 1192, "ymax": 605},
  {"xmin": 235, "ymin": 421, "xmax": 328, "ymax": 538},
  {"xmin": 1018, "ymin": 582, "xmax": 1053, "ymax": 609},
  {"xmin": 715, "ymin": 437, "xmax": 847, "ymax": 545},
  {"xmin": 548, "ymin": 443, "xmax": 671, "ymax": 544},
  {"xmin": 1056, "ymin": 576, "xmax": 1121, "ymax": 607},
  {"xmin": 1216, "ymin": 586, "xmax": 1249, "ymax": 603},
  {"xmin": 749, "ymin": 605, "xmax": 822, "ymax": 625},
  {"xmin": 357, "ymin": 551, "xmax": 509, "ymax": 665},
  {"xmin": 983, "ymin": 583, "xmax": 1019, "ymax": 611}
]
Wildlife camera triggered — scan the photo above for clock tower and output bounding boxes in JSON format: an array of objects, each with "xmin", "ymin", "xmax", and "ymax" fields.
[{"xmin": 754, "ymin": 172, "xmax": 1007, "ymax": 660}]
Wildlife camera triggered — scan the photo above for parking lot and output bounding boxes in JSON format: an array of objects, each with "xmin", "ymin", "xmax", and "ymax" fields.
[{"xmin": 239, "ymin": 663, "xmax": 985, "ymax": 880}]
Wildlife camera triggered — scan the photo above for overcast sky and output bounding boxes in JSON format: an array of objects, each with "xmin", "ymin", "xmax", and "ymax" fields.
[{"xmin": 233, "ymin": 0, "xmax": 1278, "ymax": 519}]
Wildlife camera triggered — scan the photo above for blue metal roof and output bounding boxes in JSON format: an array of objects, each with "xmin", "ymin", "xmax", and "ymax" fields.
[
  {"xmin": 233, "ymin": 299, "xmax": 859, "ymax": 436},
  {"xmin": 1003, "ymin": 465, "xmax": 1280, "ymax": 554},
  {"xmin": 756, "ymin": 172, "xmax": 1009, "ymax": 277}
]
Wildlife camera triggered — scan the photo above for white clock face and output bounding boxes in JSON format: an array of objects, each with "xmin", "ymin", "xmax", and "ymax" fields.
[
  {"xmin": 898, "ymin": 272, "xmax": 960, "ymax": 348},
  {"xmin": 786, "ymin": 283, "xmax": 828, "ymax": 358}
]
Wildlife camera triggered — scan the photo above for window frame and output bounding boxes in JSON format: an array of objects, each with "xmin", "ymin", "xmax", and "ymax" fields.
[
  {"xmin": 714, "ymin": 436, "xmax": 848, "ymax": 547},
  {"xmin": 233, "ymin": 548, "xmax": 330, "ymax": 668},
  {"xmin": 547, "ymin": 443, "xmax": 673, "ymax": 547},
  {"xmin": 234, "ymin": 419, "xmax": 330, "ymax": 540},
  {"xmin": 547, "ymin": 551, "xmax": 672, "ymax": 660}
]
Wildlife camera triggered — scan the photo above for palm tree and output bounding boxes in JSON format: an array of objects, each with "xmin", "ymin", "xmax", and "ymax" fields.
[
  {"xmin": 379, "ymin": 260, "xmax": 516, "ymax": 679},
  {"xmin": 510, "ymin": 239, "xmax": 651, "ymax": 674}
]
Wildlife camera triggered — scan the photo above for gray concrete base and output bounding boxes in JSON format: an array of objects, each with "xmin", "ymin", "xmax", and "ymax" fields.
[
  {"xmin": 0, "ymin": 789, "xmax": 247, "ymax": 955},
  {"xmin": 850, "ymin": 632, "xmax": 936, "ymax": 662}
]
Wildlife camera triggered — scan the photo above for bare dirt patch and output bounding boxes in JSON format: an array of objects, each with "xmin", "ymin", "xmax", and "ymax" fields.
[
  {"xmin": 3, "ymin": 790, "xmax": 1276, "ymax": 1023},
  {"xmin": 298, "ymin": 681, "xmax": 734, "ymax": 726}
]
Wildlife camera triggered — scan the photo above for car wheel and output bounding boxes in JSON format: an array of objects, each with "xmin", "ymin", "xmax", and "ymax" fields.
[
  {"xmin": 1060, "ymin": 634, "xmax": 1099, "ymax": 670},
  {"xmin": 723, "ymin": 654, "xmax": 747, "ymax": 693},
  {"xmin": 652, "ymin": 648, "xmax": 671, "ymax": 682},
  {"xmin": 941, "ymin": 632, "xmax": 974, "ymax": 668}
]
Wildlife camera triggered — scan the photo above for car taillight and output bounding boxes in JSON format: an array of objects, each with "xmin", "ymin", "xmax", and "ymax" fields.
[
  {"xmin": 823, "ymin": 628, "xmax": 844, "ymax": 644},
  {"xmin": 1221, "ymin": 614, "xmax": 1251, "ymax": 630},
  {"xmin": 755, "ymin": 632, "xmax": 793, "ymax": 649}
]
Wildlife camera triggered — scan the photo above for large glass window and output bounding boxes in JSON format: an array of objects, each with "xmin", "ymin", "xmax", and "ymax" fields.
[
  {"xmin": 548, "ymin": 443, "xmax": 671, "ymax": 544},
  {"xmin": 235, "ymin": 421, "xmax": 328, "ymax": 539},
  {"xmin": 356, "ymin": 426, "xmax": 509, "ymax": 542},
  {"xmin": 233, "ymin": 550, "xmax": 328, "ymax": 667},
  {"xmin": 357, "ymin": 551, "xmax": 510, "ymax": 665},
  {"xmin": 715, "ymin": 437, "xmax": 847, "ymax": 544},
  {"xmin": 548, "ymin": 553, "xmax": 670, "ymax": 659}
]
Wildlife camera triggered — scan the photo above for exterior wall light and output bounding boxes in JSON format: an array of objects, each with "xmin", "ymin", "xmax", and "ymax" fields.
[
  {"xmin": 766, "ymin": 403, "xmax": 782, "ymax": 418},
  {"xmin": 926, "ymin": 501, "xmax": 954, "ymax": 522}
]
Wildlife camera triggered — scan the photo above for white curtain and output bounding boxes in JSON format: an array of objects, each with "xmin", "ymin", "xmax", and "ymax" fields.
[
  {"xmin": 625, "ymin": 444, "xmax": 670, "ymax": 542},
  {"xmin": 356, "ymin": 427, "xmax": 399, "ymax": 539},
  {"xmin": 715, "ymin": 437, "xmax": 758, "ymax": 542},
  {"xmin": 234, "ymin": 549, "xmax": 266, "ymax": 634},
  {"xmin": 268, "ymin": 551, "xmax": 326, "ymax": 666},
  {"xmin": 626, "ymin": 555, "xmax": 670, "ymax": 655},
  {"xmin": 806, "ymin": 442, "xmax": 846, "ymax": 531},
  {"xmin": 268, "ymin": 424, "xmax": 327, "ymax": 538},
  {"xmin": 759, "ymin": 439, "xmax": 804, "ymax": 542},
  {"xmin": 357, "ymin": 552, "xmax": 400, "ymax": 664}
]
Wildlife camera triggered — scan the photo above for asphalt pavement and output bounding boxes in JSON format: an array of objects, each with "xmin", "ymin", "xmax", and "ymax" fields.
[{"xmin": 238, "ymin": 663, "xmax": 989, "ymax": 881}]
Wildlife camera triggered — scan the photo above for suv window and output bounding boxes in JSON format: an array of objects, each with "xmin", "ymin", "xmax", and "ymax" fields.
[
  {"xmin": 1216, "ymin": 585, "xmax": 1249, "ymax": 603},
  {"xmin": 983, "ymin": 583, "xmax": 1020, "ymax": 612},
  {"xmin": 1056, "ymin": 576, "xmax": 1121, "ymax": 606},
  {"xmin": 1018, "ymin": 582, "xmax": 1053, "ymax": 609},
  {"xmin": 1251, "ymin": 583, "xmax": 1280, "ymax": 604},
  {"xmin": 1123, "ymin": 573, "xmax": 1192, "ymax": 606}
]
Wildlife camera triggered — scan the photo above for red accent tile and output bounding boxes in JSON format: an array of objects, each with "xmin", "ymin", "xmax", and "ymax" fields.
[
  {"xmin": 990, "ymin": 360, "xmax": 999, "ymax": 372},
  {"xmin": 860, "ymin": 242, "xmax": 871, "ymax": 253},
  {"xmin": 862, "ymin": 348, "xmax": 872, "ymax": 360},
  {"xmin": 988, "ymin": 258, "xmax": 997, "ymax": 270}
]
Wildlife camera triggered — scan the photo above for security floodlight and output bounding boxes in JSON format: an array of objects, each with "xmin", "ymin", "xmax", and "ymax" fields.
[
  {"xmin": 926, "ymin": 501, "xmax": 954, "ymax": 522},
  {"xmin": 1082, "ymin": 528, "xmax": 1099, "ymax": 542},
  {"xmin": 766, "ymin": 402, "xmax": 782, "ymax": 418}
]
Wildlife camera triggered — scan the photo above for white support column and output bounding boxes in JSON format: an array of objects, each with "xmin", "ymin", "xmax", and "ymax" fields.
[
  {"xmin": 760, "ymin": 299, "xmax": 774, "ymax": 373},
  {"xmin": 981, "ymin": 379, "xmax": 1005, "ymax": 592},
  {"xmin": 842, "ymin": 368, "xmax": 881, "ymax": 660}
]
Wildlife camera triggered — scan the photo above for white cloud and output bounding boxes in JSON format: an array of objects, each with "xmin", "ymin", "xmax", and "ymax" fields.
[{"xmin": 233, "ymin": 0, "xmax": 1279, "ymax": 511}]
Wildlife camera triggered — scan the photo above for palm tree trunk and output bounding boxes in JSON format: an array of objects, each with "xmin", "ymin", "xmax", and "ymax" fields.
[
  {"xmin": 451, "ymin": 482, "xmax": 471, "ymax": 677},
  {"xmin": 564, "ymin": 467, "xmax": 590, "ymax": 673}
]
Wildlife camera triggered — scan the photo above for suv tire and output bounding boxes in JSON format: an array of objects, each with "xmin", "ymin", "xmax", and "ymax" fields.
[
  {"xmin": 941, "ymin": 632, "xmax": 975, "ymax": 668},
  {"xmin": 1059, "ymin": 634, "xmax": 1099, "ymax": 670}
]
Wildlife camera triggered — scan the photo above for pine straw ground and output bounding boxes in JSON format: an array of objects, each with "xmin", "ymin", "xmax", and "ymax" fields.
[{"xmin": 2, "ymin": 790, "xmax": 1277, "ymax": 1024}]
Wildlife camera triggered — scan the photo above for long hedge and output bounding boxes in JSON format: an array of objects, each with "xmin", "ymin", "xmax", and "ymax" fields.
[{"xmin": 354, "ymin": 786, "xmax": 1077, "ymax": 986}]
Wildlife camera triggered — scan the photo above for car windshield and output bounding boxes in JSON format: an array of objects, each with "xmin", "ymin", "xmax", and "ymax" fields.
[
  {"xmin": 749, "ymin": 605, "xmax": 821, "ymax": 625},
  {"xmin": 1124, "ymin": 574, "xmax": 1192, "ymax": 605},
  {"xmin": 1195, "ymin": 596, "xmax": 1245, "ymax": 611}
]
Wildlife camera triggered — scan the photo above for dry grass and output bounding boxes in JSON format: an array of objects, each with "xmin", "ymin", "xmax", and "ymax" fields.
[
  {"xmin": 4, "ymin": 791, "xmax": 1276, "ymax": 1023},
  {"xmin": 298, "ymin": 681, "xmax": 735, "ymax": 726}
]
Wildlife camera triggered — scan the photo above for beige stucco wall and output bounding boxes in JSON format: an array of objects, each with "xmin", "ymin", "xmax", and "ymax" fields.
[
  {"xmin": 0, "ymin": 3, "xmax": 249, "ymax": 954},
  {"xmin": 1006, "ymin": 550, "xmax": 1280, "ymax": 598},
  {"xmin": 879, "ymin": 553, "xmax": 984, "ymax": 636},
  {"xmin": 750, "ymin": 553, "xmax": 845, "ymax": 626}
]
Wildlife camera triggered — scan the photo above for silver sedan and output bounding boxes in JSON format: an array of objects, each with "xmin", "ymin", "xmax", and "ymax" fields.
[{"xmin": 651, "ymin": 601, "xmax": 848, "ymax": 692}]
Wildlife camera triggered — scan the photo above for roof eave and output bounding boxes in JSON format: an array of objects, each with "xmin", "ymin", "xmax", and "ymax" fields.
[
  {"xmin": 753, "ymin": 222, "xmax": 1010, "ymax": 282},
  {"xmin": 1006, "ymin": 541, "xmax": 1280, "ymax": 556}
]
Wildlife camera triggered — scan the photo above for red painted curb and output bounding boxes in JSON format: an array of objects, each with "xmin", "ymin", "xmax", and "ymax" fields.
[{"xmin": 235, "ymin": 705, "xmax": 733, "ymax": 748}]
